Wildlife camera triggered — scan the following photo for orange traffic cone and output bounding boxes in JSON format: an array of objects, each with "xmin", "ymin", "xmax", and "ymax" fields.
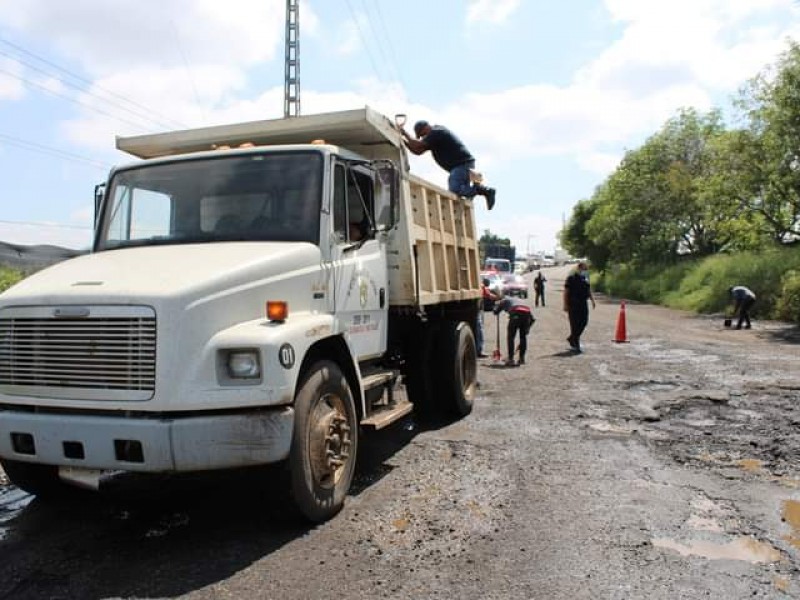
[{"xmin": 613, "ymin": 300, "xmax": 629, "ymax": 343}]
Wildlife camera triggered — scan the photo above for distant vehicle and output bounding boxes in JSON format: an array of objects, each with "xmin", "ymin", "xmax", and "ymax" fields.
[
  {"xmin": 483, "ymin": 273, "xmax": 505, "ymax": 294},
  {"xmin": 502, "ymin": 274, "xmax": 528, "ymax": 298},
  {"xmin": 513, "ymin": 261, "xmax": 526, "ymax": 274},
  {"xmin": 484, "ymin": 258, "xmax": 512, "ymax": 273}
]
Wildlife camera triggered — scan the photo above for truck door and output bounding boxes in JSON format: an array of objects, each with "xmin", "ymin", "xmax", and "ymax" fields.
[{"xmin": 330, "ymin": 161, "xmax": 388, "ymax": 359}]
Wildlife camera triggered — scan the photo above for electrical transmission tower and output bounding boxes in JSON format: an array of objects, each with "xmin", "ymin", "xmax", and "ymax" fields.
[{"xmin": 284, "ymin": 0, "xmax": 300, "ymax": 117}]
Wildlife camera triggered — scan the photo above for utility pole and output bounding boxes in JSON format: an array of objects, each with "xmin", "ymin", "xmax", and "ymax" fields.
[{"xmin": 284, "ymin": 0, "xmax": 300, "ymax": 118}]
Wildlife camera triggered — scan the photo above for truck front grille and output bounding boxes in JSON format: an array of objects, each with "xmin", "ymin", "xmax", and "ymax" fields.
[{"xmin": 0, "ymin": 306, "xmax": 156, "ymax": 400}]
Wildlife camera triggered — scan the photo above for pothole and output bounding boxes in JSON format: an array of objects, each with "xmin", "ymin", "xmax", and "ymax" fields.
[{"xmin": 652, "ymin": 536, "xmax": 782, "ymax": 564}]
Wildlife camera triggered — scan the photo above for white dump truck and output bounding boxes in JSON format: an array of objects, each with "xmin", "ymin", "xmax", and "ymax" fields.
[{"xmin": 0, "ymin": 107, "xmax": 481, "ymax": 521}]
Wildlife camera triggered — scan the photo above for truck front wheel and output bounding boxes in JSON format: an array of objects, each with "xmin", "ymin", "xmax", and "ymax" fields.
[{"xmin": 289, "ymin": 361, "xmax": 358, "ymax": 522}]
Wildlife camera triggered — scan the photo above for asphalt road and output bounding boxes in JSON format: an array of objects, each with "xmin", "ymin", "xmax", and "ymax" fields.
[{"xmin": 1, "ymin": 265, "xmax": 800, "ymax": 599}]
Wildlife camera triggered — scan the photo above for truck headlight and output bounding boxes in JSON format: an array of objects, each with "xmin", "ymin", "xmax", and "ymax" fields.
[{"xmin": 226, "ymin": 350, "xmax": 261, "ymax": 379}]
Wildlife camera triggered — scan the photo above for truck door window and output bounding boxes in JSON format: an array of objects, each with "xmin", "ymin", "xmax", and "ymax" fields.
[
  {"xmin": 333, "ymin": 164, "xmax": 347, "ymax": 242},
  {"xmin": 347, "ymin": 167, "xmax": 374, "ymax": 241}
]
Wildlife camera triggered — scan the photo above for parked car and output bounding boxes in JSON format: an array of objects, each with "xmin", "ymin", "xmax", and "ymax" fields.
[{"xmin": 502, "ymin": 274, "xmax": 528, "ymax": 298}]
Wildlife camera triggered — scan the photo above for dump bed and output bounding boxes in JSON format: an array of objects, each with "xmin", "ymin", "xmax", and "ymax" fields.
[{"xmin": 116, "ymin": 107, "xmax": 480, "ymax": 308}]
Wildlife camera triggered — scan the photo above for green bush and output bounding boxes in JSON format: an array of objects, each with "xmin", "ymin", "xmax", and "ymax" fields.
[
  {"xmin": 594, "ymin": 261, "xmax": 694, "ymax": 304},
  {"xmin": 776, "ymin": 270, "xmax": 800, "ymax": 322},
  {"xmin": 596, "ymin": 246, "xmax": 800, "ymax": 323},
  {"xmin": 0, "ymin": 267, "xmax": 24, "ymax": 293}
]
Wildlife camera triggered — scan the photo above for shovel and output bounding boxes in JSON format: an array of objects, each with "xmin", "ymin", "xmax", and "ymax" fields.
[{"xmin": 492, "ymin": 313, "xmax": 502, "ymax": 362}]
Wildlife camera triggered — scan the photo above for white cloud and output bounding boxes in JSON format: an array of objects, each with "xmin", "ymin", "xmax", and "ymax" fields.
[
  {"xmin": 577, "ymin": 151, "xmax": 622, "ymax": 176},
  {"xmin": 466, "ymin": 0, "xmax": 521, "ymax": 25},
  {"xmin": 0, "ymin": 57, "xmax": 25, "ymax": 100},
  {"xmin": 413, "ymin": 0, "xmax": 800, "ymax": 184},
  {"xmin": 0, "ymin": 0, "xmax": 289, "ymax": 76},
  {"xmin": 335, "ymin": 19, "xmax": 362, "ymax": 56},
  {"xmin": 32, "ymin": 76, "xmax": 65, "ymax": 95}
]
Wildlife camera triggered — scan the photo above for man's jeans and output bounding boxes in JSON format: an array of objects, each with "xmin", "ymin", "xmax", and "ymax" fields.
[{"xmin": 448, "ymin": 160, "xmax": 477, "ymax": 197}]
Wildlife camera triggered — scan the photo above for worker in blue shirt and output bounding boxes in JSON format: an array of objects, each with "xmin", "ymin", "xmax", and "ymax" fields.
[{"xmin": 400, "ymin": 120, "xmax": 496, "ymax": 210}]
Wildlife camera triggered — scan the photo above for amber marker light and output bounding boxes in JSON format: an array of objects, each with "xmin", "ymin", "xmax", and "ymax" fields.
[{"xmin": 267, "ymin": 301, "xmax": 288, "ymax": 322}]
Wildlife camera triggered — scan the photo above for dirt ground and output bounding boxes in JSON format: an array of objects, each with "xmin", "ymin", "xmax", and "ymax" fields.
[{"xmin": 1, "ymin": 265, "xmax": 800, "ymax": 599}]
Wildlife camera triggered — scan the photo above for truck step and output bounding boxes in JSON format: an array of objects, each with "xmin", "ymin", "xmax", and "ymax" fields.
[
  {"xmin": 360, "ymin": 400, "xmax": 413, "ymax": 431},
  {"xmin": 361, "ymin": 370, "xmax": 396, "ymax": 391}
]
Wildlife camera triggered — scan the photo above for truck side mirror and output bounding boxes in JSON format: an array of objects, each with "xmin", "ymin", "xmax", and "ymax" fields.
[
  {"xmin": 372, "ymin": 160, "xmax": 399, "ymax": 230},
  {"xmin": 94, "ymin": 183, "xmax": 106, "ymax": 229}
]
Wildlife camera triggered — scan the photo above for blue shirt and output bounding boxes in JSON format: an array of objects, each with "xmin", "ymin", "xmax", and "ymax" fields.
[{"xmin": 421, "ymin": 125, "xmax": 474, "ymax": 171}]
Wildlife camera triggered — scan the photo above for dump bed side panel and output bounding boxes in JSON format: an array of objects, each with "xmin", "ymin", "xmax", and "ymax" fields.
[{"xmin": 388, "ymin": 174, "xmax": 480, "ymax": 307}]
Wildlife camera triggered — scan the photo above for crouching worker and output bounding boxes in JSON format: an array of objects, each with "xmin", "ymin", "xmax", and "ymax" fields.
[{"xmin": 493, "ymin": 294, "xmax": 535, "ymax": 367}]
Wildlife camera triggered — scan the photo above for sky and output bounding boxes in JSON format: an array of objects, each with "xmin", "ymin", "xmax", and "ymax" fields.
[{"xmin": 0, "ymin": 0, "xmax": 799, "ymax": 256}]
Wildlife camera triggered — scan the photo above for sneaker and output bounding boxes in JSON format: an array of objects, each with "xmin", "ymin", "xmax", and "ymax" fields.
[
  {"xmin": 567, "ymin": 336, "xmax": 577, "ymax": 349},
  {"xmin": 477, "ymin": 353, "xmax": 489, "ymax": 358},
  {"xmin": 484, "ymin": 187, "xmax": 496, "ymax": 210},
  {"xmin": 504, "ymin": 358, "xmax": 516, "ymax": 367},
  {"xmin": 518, "ymin": 357, "xmax": 525, "ymax": 365}
]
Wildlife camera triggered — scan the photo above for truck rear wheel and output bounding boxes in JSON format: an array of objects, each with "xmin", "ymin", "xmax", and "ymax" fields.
[
  {"xmin": 441, "ymin": 321, "xmax": 477, "ymax": 417},
  {"xmin": 1, "ymin": 459, "xmax": 63, "ymax": 497},
  {"xmin": 289, "ymin": 361, "xmax": 358, "ymax": 522}
]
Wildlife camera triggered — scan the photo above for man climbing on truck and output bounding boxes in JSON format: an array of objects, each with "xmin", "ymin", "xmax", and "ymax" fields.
[{"xmin": 399, "ymin": 120, "xmax": 496, "ymax": 210}]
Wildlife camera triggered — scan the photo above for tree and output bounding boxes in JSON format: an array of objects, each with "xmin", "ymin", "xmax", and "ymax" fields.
[{"xmin": 731, "ymin": 41, "xmax": 800, "ymax": 243}]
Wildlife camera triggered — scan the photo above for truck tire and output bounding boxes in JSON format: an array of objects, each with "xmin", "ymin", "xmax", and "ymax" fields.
[
  {"xmin": 440, "ymin": 321, "xmax": 477, "ymax": 417},
  {"xmin": 1, "ymin": 459, "xmax": 63, "ymax": 497},
  {"xmin": 289, "ymin": 361, "xmax": 358, "ymax": 522}
]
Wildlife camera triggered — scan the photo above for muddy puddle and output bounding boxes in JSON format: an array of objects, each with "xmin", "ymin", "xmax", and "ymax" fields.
[
  {"xmin": 653, "ymin": 536, "xmax": 782, "ymax": 564},
  {"xmin": 782, "ymin": 499, "xmax": 800, "ymax": 550}
]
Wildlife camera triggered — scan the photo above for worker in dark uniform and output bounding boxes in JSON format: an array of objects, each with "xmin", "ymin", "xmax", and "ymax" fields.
[
  {"xmin": 729, "ymin": 285, "xmax": 756, "ymax": 329},
  {"xmin": 493, "ymin": 294, "xmax": 535, "ymax": 366},
  {"xmin": 563, "ymin": 262, "xmax": 595, "ymax": 353}
]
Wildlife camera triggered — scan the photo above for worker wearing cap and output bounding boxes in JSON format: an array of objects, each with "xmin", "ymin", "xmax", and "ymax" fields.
[
  {"xmin": 728, "ymin": 285, "xmax": 756, "ymax": 329},
  {"xmin": 398, "ymin": 120, "xmax": 496, "ymax": 210},
  {"xmin": 493, "ymin": 294, "xmax": 534, "ymax": 366}
]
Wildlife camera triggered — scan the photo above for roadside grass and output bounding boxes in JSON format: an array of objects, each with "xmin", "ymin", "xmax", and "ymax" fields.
[
  {"xmin": 0, "ymin": 266, "xmax": 24, "ymax": 293},
  {"xmin": 595, "ymin": 247, "xmax": 800, "ymax": 323}
]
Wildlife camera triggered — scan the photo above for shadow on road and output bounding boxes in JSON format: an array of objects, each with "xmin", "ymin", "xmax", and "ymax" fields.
[{"xmin": 0, "ymin": 418, "xmax": 422, "ymax": 600}]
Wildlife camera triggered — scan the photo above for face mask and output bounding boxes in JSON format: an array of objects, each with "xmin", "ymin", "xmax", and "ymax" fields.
[{"xmin": 580, "ymin": 270, "xmax": 589, "ymax": 281}]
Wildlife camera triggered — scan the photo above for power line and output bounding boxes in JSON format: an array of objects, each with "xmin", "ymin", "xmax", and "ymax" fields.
[
  {"xmin": 343, "ymin": 0, "xmax": 383, "ymax": 82},
  {"xmin": 0, "ymin": 65, "xmax": 160, "ymax": 133},
  {"xmin": 0, "ymin": 37, "xmax": 187, "ymax": 130},
  {"xmin": 368, "ymin": 0, "xmax": 408, "ymax": 90},
  {"xmin": 357, "ymin": 0, "xmax": 392, "ymax": 76},
  {"xmin": 169, "ymin": 22, "xmax": 205, "ymax": 123},
  {"xmin": 359, "ymin": 0, "xmax": 405, "ymax": 88},
  {"xmin": 0, "ymin": 132, "xmax": 109, "ymax": 170},
  {"xmin": 0, "ymin": 48, "xmax": 182, "ymax": 132}
]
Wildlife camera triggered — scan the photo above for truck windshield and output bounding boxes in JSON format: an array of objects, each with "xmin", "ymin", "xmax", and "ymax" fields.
[{"xmin": 96, "ymin": 151, "xmax": 323, "ymax": 250}]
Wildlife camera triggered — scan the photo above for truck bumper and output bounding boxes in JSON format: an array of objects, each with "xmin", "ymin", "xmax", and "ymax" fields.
[{"xmin": 0, "ymin": 407, "xmax": 294, "ymax": 472}]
